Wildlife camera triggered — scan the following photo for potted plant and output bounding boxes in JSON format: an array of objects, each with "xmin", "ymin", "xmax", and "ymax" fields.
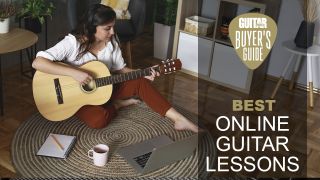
[
  {"xmin": 294, "ymin": 0, "xmax": 320, "ymax": 48},
  {"xmin": 153, "ymin": 0, "xmax": 178, "ymax": 60},
  {"xmin": 0, "ymin": 0, "xmax": 17, "ymax": 34},
  {"xmin": 19, "ymin": 0, "xmax": 55, "ymax": 33}
]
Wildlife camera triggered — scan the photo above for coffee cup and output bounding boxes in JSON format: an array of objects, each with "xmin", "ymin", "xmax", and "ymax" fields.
[{"xmin": 87, "ymin": 144, "xmax": 109, "ymax": 166}]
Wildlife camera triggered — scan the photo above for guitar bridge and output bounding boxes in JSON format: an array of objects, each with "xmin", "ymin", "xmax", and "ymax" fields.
[{"xmin": 54, "ymin": 78, "xmax": 64, "ymax": 104}]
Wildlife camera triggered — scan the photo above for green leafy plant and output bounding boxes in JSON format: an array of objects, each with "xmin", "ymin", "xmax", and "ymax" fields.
[
  {"xmin": 154, "ymin": 0, "xmax": 178, "ymax": 26},
  {"xmin": 19, "ymin": 0, "xmax": 55, "ymax": 24},
  {"xmin": 0, "ymin": 0, "xmax": 17, "ymax": 21}
]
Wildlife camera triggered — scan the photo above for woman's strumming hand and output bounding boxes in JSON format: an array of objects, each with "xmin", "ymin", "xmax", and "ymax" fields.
[{"xmin": 72, "ymin": 70, "xmax": 93, "ymax": 85}]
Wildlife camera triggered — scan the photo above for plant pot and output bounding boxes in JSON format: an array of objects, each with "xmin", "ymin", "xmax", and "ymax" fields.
[
  {"xmin": 294, "ymin": 21, "xmax": 315, "ymax": 49},
  {"xmin": 153, "ymin": 22, "xmax": 175, "ymax": 59},
  {"xmin": 0, "ymin": 18, "xmax": 10, "ymax": 34},
  {"xmin": 24, "ymin": 18, "xmax": 42, "ymax": 33}
]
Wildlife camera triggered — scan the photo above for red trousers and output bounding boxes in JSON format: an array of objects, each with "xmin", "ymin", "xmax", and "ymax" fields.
[{"xmin": 76, "ymin": 78, "xmax": 171, "ymax": 129}]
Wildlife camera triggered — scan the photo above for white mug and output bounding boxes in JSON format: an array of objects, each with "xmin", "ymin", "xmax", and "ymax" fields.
[{"xmin": 87, "ymin": 144, "xmax": 109, "ymax": 167}]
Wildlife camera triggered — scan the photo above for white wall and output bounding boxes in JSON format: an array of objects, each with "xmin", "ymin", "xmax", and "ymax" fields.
[
  {"xmin": 267, "ymin": 0, "xmax": 320, "ymax": 88},
  {"xmin": 313, "ymin": 20, "xmax": 320, "ymax": 88},
  {"xmin": 267, "ymin": 0, "xmax": 303, "ymax": 82},
  {"xmin": 316, "ymin": 22, "xmax": 320, "ymax": 44}
]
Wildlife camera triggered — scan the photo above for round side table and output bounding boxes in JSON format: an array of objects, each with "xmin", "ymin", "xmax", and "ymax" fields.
[
  {"xmin": 0, "ymin": 28, "xmax": 38, "ymax": 115},
  {"xmin": 271, "ymin": 40, "xmax": 320, "ymax": 108}
]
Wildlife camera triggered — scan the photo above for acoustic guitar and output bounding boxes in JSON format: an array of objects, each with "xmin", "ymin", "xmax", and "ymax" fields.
[{"xmin": 32, "ymin": 59, "xmax": 182, "ymax": 121}]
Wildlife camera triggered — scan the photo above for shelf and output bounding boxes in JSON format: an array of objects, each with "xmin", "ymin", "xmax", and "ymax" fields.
[
  {"xmin": 215, "ymin": 39, "xmax": 233, "ymax": 47},
  {"xmin": 172, "ymin": 0, "xmax": 280, "ymax": 95},
  {"xmin": 178, "ymin": 30, "xmax": 214, "ymax": 41},
  {"xmin": 222, "ymin": 0, "xmax": 266, "ymax": 11}
]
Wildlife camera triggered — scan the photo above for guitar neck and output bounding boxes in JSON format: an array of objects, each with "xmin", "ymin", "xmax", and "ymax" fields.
[{"xmin": 95, "ymin": 66, "xmax": 160, "ymax": 87}]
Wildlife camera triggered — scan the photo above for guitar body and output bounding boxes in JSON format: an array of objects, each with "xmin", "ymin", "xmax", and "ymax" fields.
[{"xmin": 32, "ymin": 61, "xmax": 113, "ymax": 121}]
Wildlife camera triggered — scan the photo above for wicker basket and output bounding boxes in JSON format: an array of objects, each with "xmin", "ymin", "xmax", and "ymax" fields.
[{"xmin": 184, "ymin": 16, "xmax": 215, "ymax": 36}]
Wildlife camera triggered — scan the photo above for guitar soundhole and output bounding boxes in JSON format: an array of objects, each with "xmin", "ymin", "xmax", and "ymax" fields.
[{"xmin": 81, "ymin": 81, "xmax": 96, "ymax": 93}]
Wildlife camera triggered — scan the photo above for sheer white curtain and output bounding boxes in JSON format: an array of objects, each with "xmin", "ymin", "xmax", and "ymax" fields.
[{"xmin": 311, "ymin": 20, "xmax": 320, "ymax": 89}]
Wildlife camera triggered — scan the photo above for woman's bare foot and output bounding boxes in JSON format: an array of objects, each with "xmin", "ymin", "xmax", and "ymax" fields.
[
  {"xmin": 114, "ymin": 98, "xmax": 141, "ymax": 110},
  {"xmin": 174, "ymin": 118, "xmax": 199, "ymax": 133},
  {"xmin": 165, "ymin": 108, "xmax": 199, "ymax": 133}
]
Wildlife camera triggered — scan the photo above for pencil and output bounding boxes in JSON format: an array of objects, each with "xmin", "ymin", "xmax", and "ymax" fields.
[{"xmin": 51, "ymin": 134, "xmax": 64, "ymax": 151}]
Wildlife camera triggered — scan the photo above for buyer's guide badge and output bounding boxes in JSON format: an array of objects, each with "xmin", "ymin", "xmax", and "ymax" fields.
[{"xmin": 229, "ymin": 13, "xmax": 277, "ymax": 70}]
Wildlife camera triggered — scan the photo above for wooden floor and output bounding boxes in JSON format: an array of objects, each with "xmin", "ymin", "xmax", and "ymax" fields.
[{"xmin": 0, "ymin": 30, "xmax": 319, "ymax": 178}]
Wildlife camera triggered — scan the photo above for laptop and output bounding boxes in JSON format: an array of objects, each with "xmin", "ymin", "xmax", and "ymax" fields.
[{"xmin": 117, "ymin": 133, "xmax": 199, "ymax": 174}]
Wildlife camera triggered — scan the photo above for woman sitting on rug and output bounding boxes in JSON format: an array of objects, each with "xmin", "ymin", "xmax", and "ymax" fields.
[{"xmin": 32, "ymin": 4, "xmax": 199, "ymax": 133}]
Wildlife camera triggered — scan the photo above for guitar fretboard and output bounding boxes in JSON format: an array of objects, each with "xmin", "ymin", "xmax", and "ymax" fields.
[{"xmin": 95, "ymin": 67, "xmax": 159, "ymax": 87}]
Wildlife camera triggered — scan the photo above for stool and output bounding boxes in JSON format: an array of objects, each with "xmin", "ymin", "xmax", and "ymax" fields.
[
  {"xmin": 0, "ymin": 28, "xmax": 38, "ymax": 115},
  {"xmin": 271, "ymin": 40, "xmax": 320, "ymax": 108}
]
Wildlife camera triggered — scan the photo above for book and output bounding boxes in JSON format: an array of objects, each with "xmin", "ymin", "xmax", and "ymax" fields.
[{"xmin": 37, "ymin": 133, "xmax": 76, "ymax": 159}]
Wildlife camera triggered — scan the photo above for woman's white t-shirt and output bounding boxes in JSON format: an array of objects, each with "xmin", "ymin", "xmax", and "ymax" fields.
[{"xmin": 36, "ymin": 34, "xmax": 126, "ymax": 71}]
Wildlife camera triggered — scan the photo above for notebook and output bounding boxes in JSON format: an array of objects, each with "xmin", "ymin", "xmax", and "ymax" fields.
[{"xmin": 37, "ymin": 133, "xmax": 76, "ymax": 159}]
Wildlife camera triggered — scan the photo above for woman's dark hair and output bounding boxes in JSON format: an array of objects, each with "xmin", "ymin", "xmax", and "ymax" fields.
[{"xmin": 72, "ymin": 4, "xmax": 119, "ymax": 59}]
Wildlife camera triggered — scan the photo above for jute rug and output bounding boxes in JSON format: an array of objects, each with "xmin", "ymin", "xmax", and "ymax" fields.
[{"xmin": 11, "ymin": 103, "xmax": 216, "ymax": 178}]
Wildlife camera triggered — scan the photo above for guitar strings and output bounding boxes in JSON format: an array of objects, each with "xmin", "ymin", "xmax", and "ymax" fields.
[
  {"xmin": 58, "ymin": 81, "xmax": 110, "ymax": 90},
  {"xmin": 53, "ymin": 67, "xmax": 157, "ymax": 89}
]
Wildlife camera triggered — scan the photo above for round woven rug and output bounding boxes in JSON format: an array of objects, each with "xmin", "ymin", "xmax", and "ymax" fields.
[{"xmin": 12, "ymin": 103, "xmax": 215, "ymax": 178}]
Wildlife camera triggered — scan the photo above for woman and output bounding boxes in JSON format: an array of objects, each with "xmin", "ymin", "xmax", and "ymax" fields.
[{"xmin": 32, "ymin": 4, "xmax": 199, "ymax": 133}]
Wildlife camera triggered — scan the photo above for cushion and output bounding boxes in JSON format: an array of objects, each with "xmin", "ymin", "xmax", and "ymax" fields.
[{"xmin": 101, "ymin": 0, "xmax": 131, "ymax": 19}]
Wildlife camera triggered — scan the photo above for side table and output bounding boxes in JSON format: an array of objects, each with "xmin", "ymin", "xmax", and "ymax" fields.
[
  {"xmin": 0, "ymin": 28, "xmax": 38, "ymax": 115},
  {"xmin": 271, "ymin": 40, "xmax": 320, "ymax": 108}
]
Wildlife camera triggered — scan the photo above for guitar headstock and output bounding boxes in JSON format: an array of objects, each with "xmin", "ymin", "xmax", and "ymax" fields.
[{"xmin": 158, "ymin": 59, "xmax": 182, "ymax": 75}]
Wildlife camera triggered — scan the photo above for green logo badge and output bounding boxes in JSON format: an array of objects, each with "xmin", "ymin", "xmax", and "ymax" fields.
[{"xmin": 229, "ymin": 13, "xmax": 277, "ymax": 70}]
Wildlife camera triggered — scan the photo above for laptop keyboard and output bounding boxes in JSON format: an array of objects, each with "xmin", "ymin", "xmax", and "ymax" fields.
[{"xmin": 133, "ymin": 152, "xmax": 152, "ymax": 168}]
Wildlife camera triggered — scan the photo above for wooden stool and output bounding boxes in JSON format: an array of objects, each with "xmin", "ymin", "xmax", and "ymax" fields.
[
  {"xmin": 271, "ymin": 40, "xmax": 320, "ymax": 108},
  {"xmin": 0, "ymin": 28, "xmax": 38, "ymax": 115}
]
